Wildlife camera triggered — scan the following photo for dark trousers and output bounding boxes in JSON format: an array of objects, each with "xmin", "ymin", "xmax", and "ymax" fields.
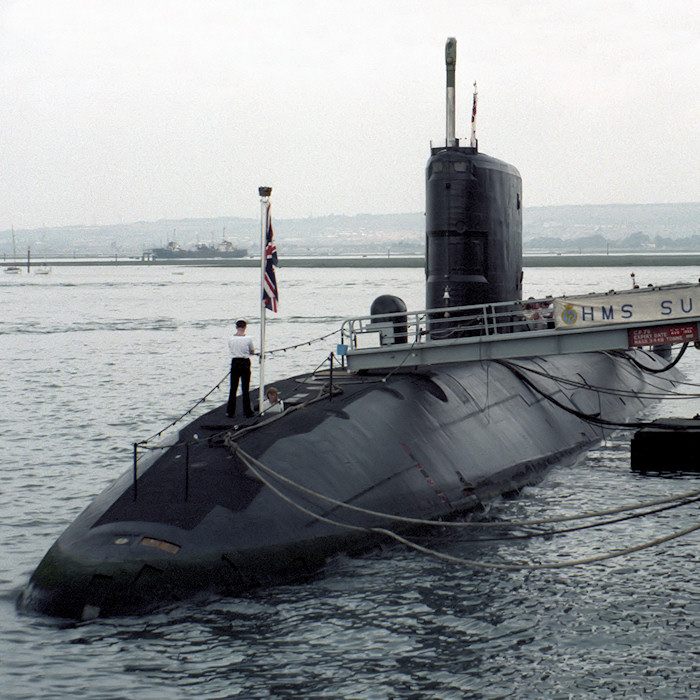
[{"xmin": 227, "ymin": 358, "xmax": 253, "ymax": 417}]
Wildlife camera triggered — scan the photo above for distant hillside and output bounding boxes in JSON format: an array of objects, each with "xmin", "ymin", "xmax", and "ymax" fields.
[
  {"xmin": 523, "ymin": 203, "xmax": 700, "ymax": 252},
  {"xmin": 1, "ymin": 213, "xmax": 426, "ymax": 258},
  {"xmin": 2, "ymin": 203, "xmax": 699, "ymax": 258}
]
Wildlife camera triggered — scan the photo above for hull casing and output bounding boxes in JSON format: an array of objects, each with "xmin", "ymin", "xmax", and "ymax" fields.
[{"xmin": 20, "ymin": 349, "xmax": 675, "ymax": 619}]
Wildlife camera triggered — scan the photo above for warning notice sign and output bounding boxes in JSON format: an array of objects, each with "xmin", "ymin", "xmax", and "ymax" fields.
[{"xmin": 628, "ymin": 324, "xmax": 698, "ymax": 347}]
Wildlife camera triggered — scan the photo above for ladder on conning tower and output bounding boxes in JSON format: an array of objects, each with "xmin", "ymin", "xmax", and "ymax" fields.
[{"xmin": 339, "ymin": 283, "xmax": 700, "ymax": 372}]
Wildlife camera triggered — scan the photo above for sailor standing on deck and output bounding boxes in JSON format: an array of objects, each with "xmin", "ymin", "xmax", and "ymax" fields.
[{"xmin": 227, "ymin": 319, "xmax": 255, "ymax": 418}]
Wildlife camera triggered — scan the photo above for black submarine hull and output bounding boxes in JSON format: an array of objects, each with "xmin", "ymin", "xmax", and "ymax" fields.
[{"xmin": 20, "ymin": 349, "xmax": 676, "ymax": 619}]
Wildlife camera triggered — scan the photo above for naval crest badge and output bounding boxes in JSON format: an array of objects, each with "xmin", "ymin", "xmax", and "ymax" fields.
[{"xmin": 561, "ymin": 304, "xmax": 577, "ymax": 325}]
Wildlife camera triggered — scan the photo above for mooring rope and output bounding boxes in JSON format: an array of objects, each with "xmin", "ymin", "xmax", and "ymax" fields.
[
  {"xmin": 370, "ymin": 522, "xmax": 700, "ymax": 571},
  {"xmin": 501, "ymin": 355, "xmax": 700, "ymax": 402},
  {"xmin": 231, "ymin": 445, "xmax": 699, "ymax": 570},
  {"xmin": 234, "ymin": 445, "xmax": 700, "ymax": 528},
  {"xmin": 239, "ymin": 440, "xmax": 700, "ymax": 545},
  {"xmin": 230, "ymin": 444, "xmax": 367, "ymax": 535},
  {"xmin": 495, "ymin": 359, "xmax": 698, "ymax": 432},
  {"xmin": 616, "ymin": 342, "xmax": 690, "ymax": 374}
]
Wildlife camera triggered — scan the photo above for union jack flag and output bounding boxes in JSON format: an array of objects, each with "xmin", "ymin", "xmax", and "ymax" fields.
[
  {"xmin": 263, "ymin": 203, "xmax": 279, "ymax": 312},
  {"xmin": 470, "ymin": 81, "xmax": 478, "ymax": 148}
]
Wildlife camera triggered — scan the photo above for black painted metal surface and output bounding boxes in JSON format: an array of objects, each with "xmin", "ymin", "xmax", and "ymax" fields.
[
  {"xmin": 20, "ymin": 350, "xmax": 676, "ymax": 619},
  {"xmin": 425, "ymin": 147, "xmax": 522, "ymax": 318}
]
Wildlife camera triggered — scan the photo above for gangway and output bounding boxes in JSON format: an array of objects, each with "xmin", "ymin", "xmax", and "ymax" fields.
[{"xmin": 339, "ymin": 283, "xmax": 700, "ymax": 372}]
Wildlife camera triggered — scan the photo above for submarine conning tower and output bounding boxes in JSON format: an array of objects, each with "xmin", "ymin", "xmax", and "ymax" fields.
[{"xmin": 426, "ymin": 38, "xmax": 523, "ymax": 332}]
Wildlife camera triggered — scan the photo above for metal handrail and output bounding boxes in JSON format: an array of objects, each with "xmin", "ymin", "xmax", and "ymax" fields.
[{"xmin": 341, "ymin": 297, "xmax": 554, "ymax": 351}]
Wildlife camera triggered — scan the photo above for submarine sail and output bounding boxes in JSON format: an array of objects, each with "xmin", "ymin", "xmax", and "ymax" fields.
[
  {"xmin": 426, "ymin": 38, "xmax": 521, "ymax": 338},
  {"xmin": 19, "ymin": 39, "xmax": 687, "ymax": 620}
]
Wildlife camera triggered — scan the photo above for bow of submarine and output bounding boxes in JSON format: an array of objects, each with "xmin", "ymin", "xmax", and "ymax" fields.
[{"xmin": 20, "ymin": 349, "xmax": 676, "ymax": 619}]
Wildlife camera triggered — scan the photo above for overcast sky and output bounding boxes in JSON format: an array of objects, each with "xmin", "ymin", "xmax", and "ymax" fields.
[{"xmin": 1, "ymin": 0, "xmax": 698, "ymax": 230}]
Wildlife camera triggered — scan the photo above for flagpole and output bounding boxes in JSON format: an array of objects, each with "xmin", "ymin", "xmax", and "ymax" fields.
[{"xmin": 258, "ymin": 186, "xmax": 272, "ymax": 413}]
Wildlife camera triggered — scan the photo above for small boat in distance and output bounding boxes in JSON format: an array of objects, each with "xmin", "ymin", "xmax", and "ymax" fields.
[
  {"xmin": 35, "ymin": 263, "xmax": 52, "ymax": 275},
  {"xmin": 4, "ymin": 226, "xmax": 21, "ymax": 274},
  {"xmin": 148, "ymin": 239, "xmax": 246, "ymax": 259}
]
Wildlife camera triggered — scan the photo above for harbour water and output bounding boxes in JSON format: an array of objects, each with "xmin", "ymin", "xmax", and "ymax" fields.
[{"xmin": 1, "ymin": 264, "xmax": 698, "ymax": 699}]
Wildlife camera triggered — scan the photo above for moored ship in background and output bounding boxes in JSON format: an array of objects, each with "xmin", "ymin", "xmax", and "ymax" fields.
[{"xmin": 148, "ymin": 238, "xmax": 246, "ymax": 259}]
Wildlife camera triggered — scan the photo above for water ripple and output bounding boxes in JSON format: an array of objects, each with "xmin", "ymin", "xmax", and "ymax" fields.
[{"xmin": 2, "ymin": 265, "xmax": 699, "ymax": 699}]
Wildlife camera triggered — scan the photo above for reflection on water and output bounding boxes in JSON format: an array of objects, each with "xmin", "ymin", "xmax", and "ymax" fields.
[{"xmin": 1, "ymin": 265, "xmax": 698, "ymax": 699}]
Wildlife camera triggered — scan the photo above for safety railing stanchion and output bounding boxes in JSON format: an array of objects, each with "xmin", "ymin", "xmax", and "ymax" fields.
[
  {"xmin": 133, "ymin": 443, "xmax": 138, "ymax": 501},
  {"xmin": 185, "ymin": 442, "xmax": 190, "ymax": 502}
]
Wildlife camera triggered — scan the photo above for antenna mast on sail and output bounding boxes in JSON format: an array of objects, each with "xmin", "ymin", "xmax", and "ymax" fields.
[{"xmin": 445, "ymin": 37, "xmax": 457, "ymax": 147}]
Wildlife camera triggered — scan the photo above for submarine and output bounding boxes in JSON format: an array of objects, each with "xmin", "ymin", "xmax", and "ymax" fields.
[{"xmin": 20, "ymin": 39, "xmax": 686, "ymax": 620}]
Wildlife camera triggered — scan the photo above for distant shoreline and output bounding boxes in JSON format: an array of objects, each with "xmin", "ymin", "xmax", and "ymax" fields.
[{"xmin": 9, "ymin": 253, "xmax": 700, "ymax": 268}]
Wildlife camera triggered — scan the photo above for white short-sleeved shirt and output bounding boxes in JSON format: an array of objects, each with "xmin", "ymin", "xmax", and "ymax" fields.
[{"xmin": 228, "ymin": 333, "xmax": 255, "ymax": 358}]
